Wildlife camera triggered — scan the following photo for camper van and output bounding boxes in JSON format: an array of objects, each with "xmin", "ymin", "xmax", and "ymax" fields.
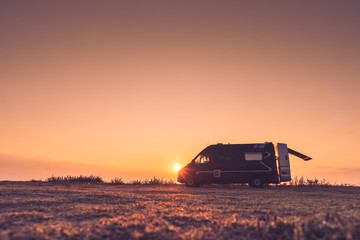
[{"xmin": 177, "ymin": 142, "xmax": 311, "ymax": 187}]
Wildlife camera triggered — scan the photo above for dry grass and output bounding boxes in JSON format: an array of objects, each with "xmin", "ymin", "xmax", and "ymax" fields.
[
  {"xmin": 285, "ymin": 176, "xmax": 356, "ymax": 187},
  {"xmin": 47, "ymin": 175, "xmax": 104, "ymax": 184},
  {"xmin": 0, "ymin": 182, "xmax": 359, "ymax": 239},
  {"xmin": 45, "ymin": 175, "xmax": 177, "ymax": 186},
  {"xmin": 43, "ymin": 175, "xmax": 356, "ymax": 187}
]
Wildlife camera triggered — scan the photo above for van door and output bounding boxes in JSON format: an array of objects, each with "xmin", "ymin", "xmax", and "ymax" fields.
[
  {"xmin": 193, "ymin": 154, "xmax": 215, "ymax": 183},
  {"xmin": 277, "ymin": 143, "xmax": 291, "ymax": 181}
]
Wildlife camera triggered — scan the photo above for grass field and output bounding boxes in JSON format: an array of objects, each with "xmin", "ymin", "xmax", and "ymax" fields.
[{"xmin": 0, "ymin": 182, "xmax": 359, "ymax": 239}]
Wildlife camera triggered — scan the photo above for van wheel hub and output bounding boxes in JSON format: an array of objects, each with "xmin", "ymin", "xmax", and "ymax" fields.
[
  {"xmin": 250, "ymin": 178, "xmax": 263, "ymax": 188},
  {"xmin": 185, "ymin": 178, "xmax": 199, "ymax": 187}
]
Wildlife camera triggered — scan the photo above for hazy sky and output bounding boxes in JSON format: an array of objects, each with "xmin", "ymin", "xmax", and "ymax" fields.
[{"xmin": 1, "ymin": 1, "xmax": 360, "ymax": 183}]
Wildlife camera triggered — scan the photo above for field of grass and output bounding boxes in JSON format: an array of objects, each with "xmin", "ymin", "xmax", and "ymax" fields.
[{"xmin": 0, "ymin": 182, "xmax": 359, "ymax": 239}]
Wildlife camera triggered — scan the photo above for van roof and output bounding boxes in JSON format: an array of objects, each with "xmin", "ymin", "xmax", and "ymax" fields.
[{"xmin": 201, "ymin": 142, "xmax": 274, "ymax": 154}]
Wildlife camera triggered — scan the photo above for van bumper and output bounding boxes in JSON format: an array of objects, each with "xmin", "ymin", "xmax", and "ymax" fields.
[
  {"xmin": 177, "ymin": 171, "xmax": 185, "ymax": 183},
  {"xmin": 177, "ymin": 175, "xmax": 185, "ymax": 183}
]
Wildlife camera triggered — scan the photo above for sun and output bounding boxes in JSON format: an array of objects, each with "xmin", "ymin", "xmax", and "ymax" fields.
[{"xmin": 173, "ymin": 164, "xmax": 181, "ymax": 172}]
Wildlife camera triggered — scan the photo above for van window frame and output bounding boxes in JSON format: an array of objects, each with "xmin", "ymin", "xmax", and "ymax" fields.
[
  {"xmin": 193, "ymin": 154, "xmax": 210, "ymax": 165},
  {"xmin": 244, "ymin": 152, "xmax": 263, "ymax": 161}
]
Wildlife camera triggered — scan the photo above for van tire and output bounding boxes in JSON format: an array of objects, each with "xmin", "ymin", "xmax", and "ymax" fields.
[
  {"xmin": 185, "ymin": 178, "xmax": 199, "ymax": 187},
  {"xmin": 250, "ymin": 178, "xmax": 263, "ymax": 188}
]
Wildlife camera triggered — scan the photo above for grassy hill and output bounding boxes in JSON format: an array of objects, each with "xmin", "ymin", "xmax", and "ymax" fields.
[{"xmin": 0, "ymin": 182, "xmax": 359, "ymax": 239}]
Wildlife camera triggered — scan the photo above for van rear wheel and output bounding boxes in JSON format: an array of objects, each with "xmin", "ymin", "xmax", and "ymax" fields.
[
  {"xmin": 185, "ymin": 178, "xmax": 199, "ymax": 187},
  {"xmin": 250, "ymin": 178, "xmax": 263, "ymax": 188}
]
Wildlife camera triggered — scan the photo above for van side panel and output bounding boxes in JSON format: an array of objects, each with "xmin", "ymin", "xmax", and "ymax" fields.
[{"xmin": 211, "ymin": 143, "xmax": 279, "ymax": 184}]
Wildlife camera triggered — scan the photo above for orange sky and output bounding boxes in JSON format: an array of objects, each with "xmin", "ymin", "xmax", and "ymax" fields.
[{"xmin": 1, "ymin": 1, "xmax": 360, "ymax": 184}]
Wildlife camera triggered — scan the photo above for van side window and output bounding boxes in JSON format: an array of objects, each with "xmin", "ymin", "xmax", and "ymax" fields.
[
  {"xmin": 194, "ymin": 155, "xmax": 210, "ymax": 164},
  {"xmin": 245, "ymin": 152, "xmax": 263, "ymax": 161}
]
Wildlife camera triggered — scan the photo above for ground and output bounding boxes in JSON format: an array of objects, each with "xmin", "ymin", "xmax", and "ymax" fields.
[{"xmin": 0, "ymin": 182, "xmax": 359, "ymax": 239}]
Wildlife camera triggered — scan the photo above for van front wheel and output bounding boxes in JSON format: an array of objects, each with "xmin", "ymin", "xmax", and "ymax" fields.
[
  {"xmin": 250, "ymin": 178, "xmax": 263, "ymax": 188},
  {"xmin": 185, "ymin": 178, "xmax": 199, "ymax": 187}
]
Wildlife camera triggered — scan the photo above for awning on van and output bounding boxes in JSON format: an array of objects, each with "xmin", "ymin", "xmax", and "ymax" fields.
[{"xmin": 288, "ymin": 148, "xmax": 312, "ymax": 161}]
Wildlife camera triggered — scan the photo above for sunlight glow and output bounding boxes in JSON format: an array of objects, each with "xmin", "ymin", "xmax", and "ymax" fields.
[{"xmin": 173, "ymin": 164, "xmax": 181, "ymax": 172}]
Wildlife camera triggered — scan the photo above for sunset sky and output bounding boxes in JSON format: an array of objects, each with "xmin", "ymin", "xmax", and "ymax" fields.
[{"xmin": 1, "ymin": 1, "xmax": 360, "ymax": 184}]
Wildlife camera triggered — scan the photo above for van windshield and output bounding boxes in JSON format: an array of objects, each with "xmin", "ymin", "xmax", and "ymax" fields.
[{"xmin": 193, "ymin": 154, "xmax": 210, "ymax": 164}]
